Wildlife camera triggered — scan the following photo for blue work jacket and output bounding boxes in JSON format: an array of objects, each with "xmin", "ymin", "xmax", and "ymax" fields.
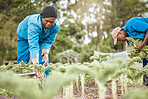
[
  {"xmin": 122, "ymin": 17, "xmax": 148, "ymax": 40},
  {"xmin": 17, "ymin": 14, "xmax": 60, "ymax": 59}
]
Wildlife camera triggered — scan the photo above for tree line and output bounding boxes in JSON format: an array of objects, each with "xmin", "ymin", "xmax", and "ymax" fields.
[{"xmin": 0, "ymin": 0, "xmax": 147, "ymax": 65}]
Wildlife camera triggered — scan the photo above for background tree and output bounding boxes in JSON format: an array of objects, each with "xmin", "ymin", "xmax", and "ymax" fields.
[{"xmin": 0, "ymin": 0, "xmax": 147, "ymax": 65}]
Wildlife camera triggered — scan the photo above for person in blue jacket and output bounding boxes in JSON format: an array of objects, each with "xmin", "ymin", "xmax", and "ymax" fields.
[
  {"xmin": 111, "ymin": 17, "xmax": 148, "ymax": 86},
  {"xmin": 17, "ymin": 6, "xmax": 60, "ymax": 77}
]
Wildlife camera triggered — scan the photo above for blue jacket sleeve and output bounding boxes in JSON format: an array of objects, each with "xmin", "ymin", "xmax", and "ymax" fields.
[
  {"xmin": 28, "ymin": 22, "xmax": 40, "ymax": 59},
  {"xmin": 41, "ymin": 26, "xmax": 60, "ymax": 52}
]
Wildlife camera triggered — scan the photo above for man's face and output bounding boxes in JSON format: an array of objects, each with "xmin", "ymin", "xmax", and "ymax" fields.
[
  {"xmin": 42, "ymin": 17, "xmax": 56, "ymax": 29},
  {"xmin": 117, "ymin": 30, "xmax": 127, "ymax": 42}
]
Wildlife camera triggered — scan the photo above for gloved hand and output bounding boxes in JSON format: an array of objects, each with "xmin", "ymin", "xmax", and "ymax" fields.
[{"xmin": 41, "ymin": 52, "xmax": 48, "ymax": 66}]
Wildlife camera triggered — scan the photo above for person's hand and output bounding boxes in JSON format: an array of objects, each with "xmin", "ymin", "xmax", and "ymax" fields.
[
  {"xmin": 34, "ymin": 67, "xmax": 42, "ymax": 79},
  {"xmin": 42, "ymin": 53, "xmax": 48, "ymax": 66},
  {"xmin": 135, "ymin": 43, "xmax": 144, "ymax": 52}
]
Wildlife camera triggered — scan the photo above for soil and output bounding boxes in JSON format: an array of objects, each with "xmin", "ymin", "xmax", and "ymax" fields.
[{"xmin": 56, "ymin": 80, "xmax": 148, "ymax": 99}]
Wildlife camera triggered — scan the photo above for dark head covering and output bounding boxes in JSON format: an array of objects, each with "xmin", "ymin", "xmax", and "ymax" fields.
[{"xmin": 40, "ymin": 6, "xmax": 58, "ymax": 18}]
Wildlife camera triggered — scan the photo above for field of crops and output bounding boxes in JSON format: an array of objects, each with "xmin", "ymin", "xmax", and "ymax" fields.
[{"xmin": 0, "ymin": 52, "xmax": 148, "ymax": 99}]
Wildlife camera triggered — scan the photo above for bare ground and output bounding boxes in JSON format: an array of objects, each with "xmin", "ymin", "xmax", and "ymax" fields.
[{"xmin": 56, "ymin": 80, "xmax": 148, "ymax": 99}]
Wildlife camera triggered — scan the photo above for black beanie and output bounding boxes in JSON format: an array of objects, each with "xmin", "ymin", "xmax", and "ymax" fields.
[{"xmin": 40, "ymin": 6, "xmax": 58, "ymax": 18}]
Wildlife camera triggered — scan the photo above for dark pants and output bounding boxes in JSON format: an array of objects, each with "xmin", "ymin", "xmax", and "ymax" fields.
[{"xmin": 143, "ymin": 42, "xmax": 148, "ymax": 86}]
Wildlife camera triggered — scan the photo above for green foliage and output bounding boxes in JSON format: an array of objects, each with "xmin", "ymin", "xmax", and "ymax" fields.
[
  {"xmin": 116, "ymin": 0, "xmax": 148, "ymax": 23},
  {"xmin": 53, "ymin": 49, "xmax": 80, "ymax": 63},
  {"xmin": 125, "ymin": 57, "xmax": 147, "ymax": 81},
  {"xmin": 0, "ymin": 88, "xmax": 14, "ymax": 99},
  {"xmin": 0, "ymin": 18, "xmax": 18, "ymax": 64},
  {"xmin": 72, "ymin": 43, "xmax": 95, "ymax": 63},
  {"xmin": 123, "ymin": 88, "xmax": 148, "ymax": 99},
  {"xmin": 90, "ymin": 52, "xmax": 110, "ymax": 63},
  {"xmin": 126, "ymin": 37, "xmax": 148, "ymax": 60},
  {"xmin": 0, "ymin": 72, "xmax": 43, "ymax": 99},
  {"xmin": 0, "ymin": 62, "xmax": 34, "ymax": 74},
  {"xmin": 0, "ymin": 54, "xmax": 148, "ymax": 98},
  {"xmin": 124, "ymin": 57, "xmax": 142, "ymax": 68},
  {"xmin": 44, "ymin": 71, "xmax": 76, "ymax": 99},
  {"xmin": 0, "ymin": 63, "xmax": 77, "ymax": 99}
]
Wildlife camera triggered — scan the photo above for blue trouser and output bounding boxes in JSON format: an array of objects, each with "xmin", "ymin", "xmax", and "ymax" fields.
[{"xmin": 17, "ymin": 36, "xmax": 49, "ymax": 76}]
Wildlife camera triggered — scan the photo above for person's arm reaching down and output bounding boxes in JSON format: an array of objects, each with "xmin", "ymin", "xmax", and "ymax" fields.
[
  {"xmin": 136, "ymin": 31, "xmax": 148, "ymax": 52},
  {"xmin": 41, "ymin": 26, "xmax": 59, "ymax": 66}
]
